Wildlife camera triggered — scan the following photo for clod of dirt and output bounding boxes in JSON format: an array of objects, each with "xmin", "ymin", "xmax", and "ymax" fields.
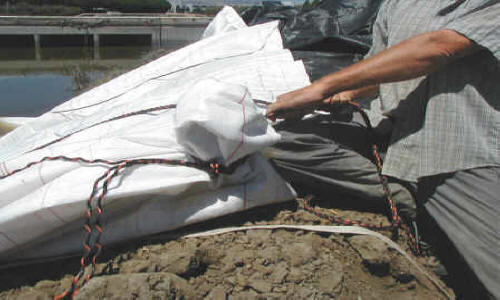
[
  {"xmin": 155, "ymin": 248, "xmax": 209, "ymax": 278},
  {"xmin": 270, "ymin": 263, "xmax": 288, "ymax": 284},
  {"xmin": 206, "ymin": 286, "xmax": 227, "ymax": 299},
  {"xmin": 316, "ymin": 259, "xmax": 343, "ymax": 295},
  {"xmin": 348, "ymin": 235, "xmax": 391, "ymax": 276},
  {"xmin": 288, "ymin": 242, "xmax": 316, "ymax": 267},
  {"xmin": 120, "ymin": 259, "xmax": 152, "ymax": 274},
  {"xmin": 75, "ymin": 272, "xmax": 195, "ymax": 299},
  {"xmin": 249, "ymin": 279, "xmax": 273, "ymax": 293},
  {"xmin": 390, "ymin": 255, "xmax": 416, "ymax": 283}
]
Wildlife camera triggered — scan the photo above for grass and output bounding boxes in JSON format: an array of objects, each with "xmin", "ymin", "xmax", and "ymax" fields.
[
  {"xmin": 0, "ymin": 3, "xmax": 81, "ymax": 16},
  {"xmin": 69, "ymin": 48, "xmax": 174, "ymax": 94}
]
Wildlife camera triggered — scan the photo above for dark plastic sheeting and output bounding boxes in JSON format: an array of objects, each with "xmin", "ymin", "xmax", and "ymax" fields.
[
  {"xmin": 242, "ymin": 0, "xmax": 383, "ymax": 54},
  {"xmin": 292, "ymin": 51, "xmax": 364, "ymax": 82},
  {"xmin": 241, "ymin": 0, "xmax": 384, "ymax": 81}
]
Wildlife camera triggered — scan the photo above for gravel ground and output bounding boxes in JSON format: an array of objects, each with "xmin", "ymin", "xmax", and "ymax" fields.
[{"xmin": 0, "ymin": 200, "xmax": 453, "ymax": 299}]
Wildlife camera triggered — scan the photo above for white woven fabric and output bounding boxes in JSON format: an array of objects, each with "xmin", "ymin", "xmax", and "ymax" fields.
[{"xmin": 0, "ymin": 7, "xmax": 310, "ymax": 264}]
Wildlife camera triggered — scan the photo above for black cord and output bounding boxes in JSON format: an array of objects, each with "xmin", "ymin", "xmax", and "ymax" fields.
[{"xmin": 438, "ymin": 0, "xmax": 466, "ymax": 16}]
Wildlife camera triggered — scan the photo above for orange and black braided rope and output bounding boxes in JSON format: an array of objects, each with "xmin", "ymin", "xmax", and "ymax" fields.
[
  {"xmin": 0, "ymin": 156, "xmax": 224, "ymax": 300},
  {"xmin": 302, "ymin": 101, "xmax": 421, "ymax": 255},
  {"xmin": 59, "ymin": 158, "xmax": 225, "ymax": 299}
]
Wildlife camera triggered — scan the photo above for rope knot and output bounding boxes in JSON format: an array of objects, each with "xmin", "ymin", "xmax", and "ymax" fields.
[{"xmin": 208, "ymin": 161, "xmax": 229, "ymax": 177}]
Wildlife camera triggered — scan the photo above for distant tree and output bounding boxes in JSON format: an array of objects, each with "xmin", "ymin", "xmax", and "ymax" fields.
[
  {"xmin": 203, "ymin": 6, "xmax": 222, "ymax": 16},
  {"xmin": 124, "ymin": 0, "xmax": 171, "ymax": 12},
  {"xmin": 77, "ymin": 0, "xmax": 172, "ymax": 13},
  {"xmin": 1, "ymin": 0, "xmax": 172, "ymax": 14},
  {"xmin": 175, "ymin": 4, "xmax": 190, "ymax": 13}
]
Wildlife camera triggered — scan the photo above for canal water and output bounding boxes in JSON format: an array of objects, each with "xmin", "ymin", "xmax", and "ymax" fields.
[{"xmin": 0, "ymin": 44, "xmax": 176, "ymax": 117}]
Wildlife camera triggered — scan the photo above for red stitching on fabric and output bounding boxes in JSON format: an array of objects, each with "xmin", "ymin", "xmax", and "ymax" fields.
[
  {"xmin": 38, "ymin": 163, "xmax": 46, "ymax": 185},
  {"xmin": 0, "ymin": 232, "xmax": 18, "ymax": 246},
  {"xmin": 0, "ymin": 162, "xmax": 8, "ymax": 176},
  {"xmin": 47, "ymin": 207, "xmax": 66, "ymax": 224},
  {"xmin": 33, "ymin": 211, "xmax": 46, "ymax": 223},
  {"xmin": 243, "ymin": 183, "xmax": 247, "ymax": 209},
  {"xmin": 227, "ymin": 90, "xmax": 248, "ymax": 163}
]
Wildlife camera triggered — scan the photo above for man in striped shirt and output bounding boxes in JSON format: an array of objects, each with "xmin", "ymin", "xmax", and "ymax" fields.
[{"xmin": 268, "ymin": 1, "xmax": 499, "ymax": 298}]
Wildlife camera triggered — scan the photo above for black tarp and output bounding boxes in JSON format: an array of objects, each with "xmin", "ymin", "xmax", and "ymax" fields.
[
  {"xmin": 241, "ymin": 0, "xmax": 384, "ymax": 81},
  {"xmin": 292, "ymin": 51, "xmax": 364, "ymax": 81}
]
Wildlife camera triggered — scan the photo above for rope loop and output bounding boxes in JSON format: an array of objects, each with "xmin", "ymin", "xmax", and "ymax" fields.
[{"xmin": 314, "ymin": 101, "xmax": 421, "ymax": 255}]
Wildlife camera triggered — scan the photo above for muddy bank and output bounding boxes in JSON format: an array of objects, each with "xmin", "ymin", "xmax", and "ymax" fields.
[{"xmin": 0, "ymin": 200, "xmax": 452, "ymax": 299}]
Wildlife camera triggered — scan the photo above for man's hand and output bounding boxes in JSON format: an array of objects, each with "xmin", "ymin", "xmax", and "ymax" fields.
[
  {"xmin": 267, "ymin": 85, "xmax": 379, "ymax": 121},
  {"xmin": 323, "ymin": 85, "xmax": 380, "ymax": 106},
  {"xmin": 266, "ymin": 89, "xmax": 354, "ymax": 121},
  {"xmin": 325, "ymin": 90, "xmax": 357, "ymax": 105},
  {"xmin": 267, "ymin": 83, "xmax": 326, "ymax": 121}
]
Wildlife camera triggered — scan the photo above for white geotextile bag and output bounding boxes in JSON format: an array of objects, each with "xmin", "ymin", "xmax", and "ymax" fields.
[
  {"xmin": 0, "ymin": 7, "xmax": 310, "ymax": 264},
  {"xmin": 201, "ymin": 6, "xmax": 247, "ymax": 39},
  {"xmin": 176, "ymin": 79, "xmax": 280, "ymax": 165}
]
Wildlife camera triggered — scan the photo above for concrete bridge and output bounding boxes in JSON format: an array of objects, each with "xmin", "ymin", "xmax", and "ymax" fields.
[{"xmin": 0, "ymin": 15, "xmax": 211, "ymax": 60}]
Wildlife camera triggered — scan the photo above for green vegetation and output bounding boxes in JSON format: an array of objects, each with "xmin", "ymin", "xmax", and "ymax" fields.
[
  {"xmin": 0, "ymin": 1, "xmax": 81, "ymax": 15},
  {"xmin": 0, "ymin": 0, "xmax": 172, "ymax": 15},
  {"xmin": 175, "ymin": 5, "xmax": 250, "ymax": 16},
  {"xmin": 302, "ymin": 0, "xmax": 320, "ymax": 9},
  {"xmin": 79, "ymin": 0, "xmax": 171, "ymax": 13}
]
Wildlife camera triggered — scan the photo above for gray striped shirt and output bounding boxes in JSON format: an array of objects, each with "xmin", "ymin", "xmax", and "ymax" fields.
[{"xmin": 366, "ymin": 0, "xmax": 500, "ymax": 182}]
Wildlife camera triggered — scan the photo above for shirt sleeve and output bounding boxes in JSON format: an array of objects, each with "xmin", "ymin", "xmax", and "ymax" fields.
[
  {"xmin": 363, "ymin": 0, "xmax": 390, "ymax": 59},
  {"xmin": 444, "ymin": 0, "xmax": 500, "ymax": 61},
  {"xmin": 362, "ymin": 1, "xmax": 391, "ymax": 126}
]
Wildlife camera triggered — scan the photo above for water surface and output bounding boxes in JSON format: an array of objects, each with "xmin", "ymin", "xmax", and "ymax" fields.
[{"xmin": 0, "ymin": 45, "xmax": 153, "ymax": 117}]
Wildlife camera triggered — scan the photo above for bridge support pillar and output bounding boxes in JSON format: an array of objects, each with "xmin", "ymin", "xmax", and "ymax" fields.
[
  {"xmin": 152, "ymin": 29, "xmax": 161, "ymax": 49},
  {"xmin": 33, "ymin": 34, "xmax": 41, "ymax": 60},
  {"xmin": 93, "ymin": 34, "xmax": 100, "ymax": 60},
  {"xmin": 83, "ymin": 34, "xmax": 90, "ymax": 47}
]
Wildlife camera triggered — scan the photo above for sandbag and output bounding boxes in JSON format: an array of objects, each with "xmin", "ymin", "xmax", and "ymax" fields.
[{"xmin": 0, "ymin": 7, "xmax": 310, "ymax": 264}]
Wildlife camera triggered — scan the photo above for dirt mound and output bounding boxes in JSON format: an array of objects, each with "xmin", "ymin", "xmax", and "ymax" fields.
[{"xmin": 0, "ymin": 201, "xmax": 452, "ymax": 299}]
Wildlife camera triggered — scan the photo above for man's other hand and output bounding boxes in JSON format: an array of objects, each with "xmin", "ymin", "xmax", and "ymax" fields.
[
  {"xmin": 266, "ymin": 86, "xmax": 376, "ymax": 121},
  {"xmin": 267, "ymin": 83, "xmax": 326, "ymax": 121}
]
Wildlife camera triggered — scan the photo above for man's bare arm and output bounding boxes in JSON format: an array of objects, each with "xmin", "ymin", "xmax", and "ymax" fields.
[
  {"xmin": 268, "ymin": 29, "xmax": 479, "ymax": 119},
  {"xmin": 328, "ymin": 85, "xmax": 380, "ymax": 104}
]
